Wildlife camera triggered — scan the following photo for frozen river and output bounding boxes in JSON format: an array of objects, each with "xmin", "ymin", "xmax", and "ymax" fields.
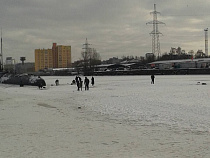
[
  {"xmin": 85, "ymin": 75, "xmax": 210, "ymax": 133},
  {"xmin": 1, "ymin": 75, "xmax": 210, "ymax": 157},
  {"xmin": 43, "ymin": 75, "xmax": 210, "ymax": 133}
]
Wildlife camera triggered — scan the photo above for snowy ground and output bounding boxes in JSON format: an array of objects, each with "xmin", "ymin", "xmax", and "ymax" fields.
[{"xmin": 0, "ymin": 75, "xmax": 210, "ymax": 158}]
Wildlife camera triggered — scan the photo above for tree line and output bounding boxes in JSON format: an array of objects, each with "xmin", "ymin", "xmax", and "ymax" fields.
[{"xmin": 73, "ymin": 46, "xmax": 210, "ymax": 75}]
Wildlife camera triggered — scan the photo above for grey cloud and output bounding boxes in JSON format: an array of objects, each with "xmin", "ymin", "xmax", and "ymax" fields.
[{"xmin": 0, "ymin": 0, "xmax": 210, "ymax": 63}]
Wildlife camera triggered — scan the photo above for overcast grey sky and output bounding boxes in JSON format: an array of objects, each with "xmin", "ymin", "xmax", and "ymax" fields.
[{"xmin": 0, "ymin": 0, "xmax": 210, "ymax": 63}]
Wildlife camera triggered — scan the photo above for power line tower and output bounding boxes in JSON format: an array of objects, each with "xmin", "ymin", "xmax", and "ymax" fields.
[
  {"xmin": 82, "ymin": 38, "xmax": 92, "ymax": 74},
  {"xmin": 0, "ymin": 28, "xmax": 3, "ymax": 71},
  {"xmin": 146, "ymin": 4, "xmax": 165, "ymax": 59},
  {"xmin": 83, "ymin": 38, "xmax": 91, "ymax": 54},
  {"xmin": 204, "ymin": 28, "xmax": 208, "ymax": 56}
]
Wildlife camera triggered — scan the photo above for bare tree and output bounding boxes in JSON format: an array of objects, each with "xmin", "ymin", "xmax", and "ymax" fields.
[
  {"xmin": 90, "ymin": 48, "xmax": 101, "ymax": 67},
  {"xmin": 81, "ymin": 48, "xmax": 101, "ymax": 75}
]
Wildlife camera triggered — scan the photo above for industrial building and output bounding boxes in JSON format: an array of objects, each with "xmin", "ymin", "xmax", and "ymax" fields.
[{"xmin": 149, "ymin": 58, "xmax": 210, "ymax": 69}]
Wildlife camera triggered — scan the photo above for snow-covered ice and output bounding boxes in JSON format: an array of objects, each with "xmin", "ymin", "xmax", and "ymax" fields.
[
  {"xmin": 0, "ymin": 75, "xmax": 210, "ymax": 157},
  {"xmin": 81, "ymin": 75, "xmax": 210, "ymax": 132}
]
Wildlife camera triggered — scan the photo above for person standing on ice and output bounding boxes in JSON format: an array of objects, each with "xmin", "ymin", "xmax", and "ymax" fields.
[
  {"xmin": 75, "ymin": 76, "xmax": 80, "ymax": 91},
  {"xmin": 55, "ymin": 79, "xmax": 59, "ymax": 86},
  {"xmin": 151, "ymin": 74, "xmax": 155, "ymax": 84},
  {"xmin": 79, "ymin": 76, "xmax": 83, "ymax": 91},
  {"xmin": 19, "ymin": 78, "xmax": 24, "ymax": 87},
  {"xmin": 91, "ymin": 76, "xmax": 94, "ymax": 86},
  {"xmin": 84, "ymin": 77, "xmax": 90, "ymax": 90}
]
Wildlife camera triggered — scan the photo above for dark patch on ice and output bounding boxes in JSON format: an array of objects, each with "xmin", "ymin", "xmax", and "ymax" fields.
[
  {"xmin": 112, "ymin": 141, "xmax": 119, "ymax": 144},
  {"xmin": 196, "ymin": 82, "xmax": 207, "ymax": 85},
  {"xmin": 37, "ymin": 103, "xmax": 56, "ymax": 108},
  {"xmin": 111, "ymin": 95, "xmax": 119, "ymax": 97},
  {"xmin": 80, "ymin": 141, "xmax": 90, "ymax": 144},
  {"xmin": 105, "ymin": 88, "xmax": 114, "ymax": 90},
  {"xmin": 0, "ymin": 99, "xmax": 3, "ymax": 101}
]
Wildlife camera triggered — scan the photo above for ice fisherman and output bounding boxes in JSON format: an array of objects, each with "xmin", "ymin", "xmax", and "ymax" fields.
[
  {"xmin": 19, "ymin": 78, "xmax": 24, "ymax": 87},
  {"xmin": 79, "ymin": 76, "xmax": 83, "ymax": 91},
  {"xmin": 38, "ymin": 80, "xmax": 44, "ymax": 89},
  {"xmin": 75, "ymin": 76, "xmax": 80, "ymax": 91},
  {"xmin": 55, "ymin": 79, "xmax": 59, "ymax": 86},
  {"xmin": 84, "ymin": 77, "xmax": 90, "ymax": 90},
  {"xmin": 91, "ymin": 76, "xmax": 95, "ymax": 86},
  {"xmin": 151, "ymin": 74, "xmax": 155, "ymax": 84}
]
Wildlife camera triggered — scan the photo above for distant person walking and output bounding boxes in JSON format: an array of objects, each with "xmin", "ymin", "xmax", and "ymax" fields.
[
  {"xmin": 79, "ymin": 76, "xmax": 83, "ymax": 91},
  {"xmin": 55, "ymin": 79, "xmax": 59, "ymax": 86},
  {"xmin": 84, "ymin": 77, "xmax": 90, "ymax": 90},
  {"xmin": 151, "ymin": 74, "xmax": 155, "ymax": 84},
  {"xmin": 75, "ymin": 76, "xmax": 80, "ymax": 91},
  {"xmin": 19, "ymin": 78, "xmax": 24, "ymax": 87},
  {"xmin": 91, "ymin": 76, "xmax": 95, "ymax": 86},
  {"xmin": 38, "ymin": 80, "xmax": 43, "ymax": 89}
]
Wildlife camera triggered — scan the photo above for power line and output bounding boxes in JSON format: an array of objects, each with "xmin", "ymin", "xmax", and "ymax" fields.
[{"xmin": 162, "ymin": 14, "xmax": 210, "ymax": 17}]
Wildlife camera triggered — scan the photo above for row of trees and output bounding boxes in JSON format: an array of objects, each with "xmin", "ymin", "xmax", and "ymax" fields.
[
  {"xmin": 79, "ymin": 48, "xmax": 101, "ymax": 75},
  {"xmin": 74, "ymin": 45, "xmax": 210, "ymax": 74},
  {"xmin": 159, "ymin": 47, "xmax": 209, "ymax": 61},
  {"xmin": 144, "ymin": 47, "xmax": 210, "ymax": 63}
]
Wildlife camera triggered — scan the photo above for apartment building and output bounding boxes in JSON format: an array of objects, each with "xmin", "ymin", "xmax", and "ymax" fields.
[
  {"xmin": 35, "ymin": 43, "xmax": 71, "ymax": 71},
  {"xmin": 35, "ymin": 48, "xmax": 52, "ymax": 71},
  {"xmin": 53, "ymin": 43, "xmax": 71, "ymax": 68}
]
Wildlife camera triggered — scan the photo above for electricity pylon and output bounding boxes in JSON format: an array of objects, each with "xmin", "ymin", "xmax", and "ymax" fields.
[
  {"xmin": 0, "ymin": 28, "xmax": 3, "ymax": 71},
  {"xmin": 204, "ymin": 28, "xmax": 208, "ymax": 56},
  {"xmin": 146, "ymin": 4, "xmax": 165, "ymax": 59}
]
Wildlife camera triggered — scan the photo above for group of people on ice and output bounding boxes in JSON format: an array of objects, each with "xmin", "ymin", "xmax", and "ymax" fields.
[{"xmin": 74, "ymin": 76, "xmax": 94, "ymax": 91}]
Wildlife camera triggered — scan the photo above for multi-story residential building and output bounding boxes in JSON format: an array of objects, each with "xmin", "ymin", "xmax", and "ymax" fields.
[
  {"xmin": 35, "ymin": 48, "xmax": 52, "ymax": 71},
  {"xmin": 35, "ymin": 43, "xmax": 71, "ymax": 71},
  {"xmin": 53, "ymin": 43, "xmax": 71, "ymax": 68}
]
